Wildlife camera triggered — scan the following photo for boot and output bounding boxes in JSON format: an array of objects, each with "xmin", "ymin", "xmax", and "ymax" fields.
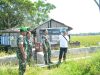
[
  {"xmin": 45, "ymin": 60, "xmax": 48, "ymax": 65},
  {"xmin": 48, "ymin": 59, "xmax": 53, "ymax": 64}
]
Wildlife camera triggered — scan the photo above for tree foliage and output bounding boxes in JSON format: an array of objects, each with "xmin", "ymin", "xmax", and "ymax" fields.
[{"xmin": 0, "ymin": 0, "xmax": 55, "ymax": 29}]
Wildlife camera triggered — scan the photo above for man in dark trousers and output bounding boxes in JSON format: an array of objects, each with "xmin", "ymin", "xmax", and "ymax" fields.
[{"xmin": 58, "ymin": 30, "xmax": 69, "ymax": 64}]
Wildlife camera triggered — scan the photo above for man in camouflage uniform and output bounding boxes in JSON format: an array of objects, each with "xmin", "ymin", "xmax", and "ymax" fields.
[
  {"xmin": 42, "ymin": 29, "xmax": 52, "ymax": 65},
  {"xmin": 16, "ymin": 27, "xmax": 27, "ymax": 75},
  {"xmin": 26, "ymin": 30, "xmax": 34, "ymax": 66}
]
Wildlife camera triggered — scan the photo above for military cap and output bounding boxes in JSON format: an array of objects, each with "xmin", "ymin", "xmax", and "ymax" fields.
[
  {"xmin": 27, "ymin": 27, "xmax": 30, "ymax": 31},
  {"xmin": 20, "ymin": 27, "xmax": 27, "ymax": 32}
]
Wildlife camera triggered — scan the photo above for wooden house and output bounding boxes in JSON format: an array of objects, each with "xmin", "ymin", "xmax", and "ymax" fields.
[{"xmin": 32, "ymin": 19, "xmax": 72, "ymax": 42}]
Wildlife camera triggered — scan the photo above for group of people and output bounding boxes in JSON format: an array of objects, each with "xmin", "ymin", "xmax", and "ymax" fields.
[
  {"xmin": 17, "ymin": 27, "xmax": 34, "ymax": 75},
  {"xmin": 42, "ymin": 29, "xmax": 69, "ymax": 65},
  {"xmin": 16, "ymin": 27, "xmax": 69, "ymax": 75}
]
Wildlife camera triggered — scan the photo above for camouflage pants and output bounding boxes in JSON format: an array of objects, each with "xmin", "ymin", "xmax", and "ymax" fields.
[
  {"xmin": 27, "ymin": 49, "xmax": 32, "ymax": 66},
  {"xmin": 44, "ymin": 47, "xmax": 51, "ymax": 64},
  {"xmin": 16, "ymin": 50, "xmax": 26, "ymax": 75},
  {"xmin": 18, "ymin": 58, "xmax": 26, "ymax": 75}
]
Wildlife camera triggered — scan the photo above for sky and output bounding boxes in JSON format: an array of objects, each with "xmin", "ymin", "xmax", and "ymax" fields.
[{"xmin": 46, "ymin": 0, "xmax": 100, "ymax": 34}]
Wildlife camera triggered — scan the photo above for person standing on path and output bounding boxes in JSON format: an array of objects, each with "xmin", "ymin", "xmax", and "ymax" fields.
[
  {"xmin": 58, "ymin": 30, "xmax": 69, "ymax": 64},
  {"xmin": 16, "ymin": 27, "xmax": 27, "ymax": 75},
  {"xmin": 42, "ymin": 29, "xmax": 52, "ymax": 65},
  {"xmin": 26, "ymin": 30, "xmax": 34, "ymax": 66}
]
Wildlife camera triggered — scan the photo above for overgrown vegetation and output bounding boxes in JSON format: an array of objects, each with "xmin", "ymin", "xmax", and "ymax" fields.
[
  {"xmin": 49, "ymin": 52, "xmax": 100, "ymax": 75},
  {"xmin": 0, "ymin": 50, "xmax": 15, "ymax": 57},
  {"xmin": 0, "ymin": 51, "xmax": 100, "ymax": 75}
]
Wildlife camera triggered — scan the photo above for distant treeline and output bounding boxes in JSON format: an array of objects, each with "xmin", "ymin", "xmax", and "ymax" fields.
[{"xmin": 71, "ymin": 32, "xmax": 100, "ymax": 36}]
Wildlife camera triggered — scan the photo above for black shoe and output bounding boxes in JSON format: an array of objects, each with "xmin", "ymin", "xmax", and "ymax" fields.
[{"xmin": 45, "ymin": 61, "xmax": 48, "ymax": 65}]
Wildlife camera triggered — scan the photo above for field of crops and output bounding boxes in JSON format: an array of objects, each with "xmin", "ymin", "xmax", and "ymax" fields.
[{"xmin": 70, "ymin": 35, "xmax": 100, "ymax": 47}]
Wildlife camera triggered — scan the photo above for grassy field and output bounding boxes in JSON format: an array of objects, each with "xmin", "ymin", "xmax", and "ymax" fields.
[
  {"xmin": 70, "ymin": 35, "xmax": 100, "ymax": 47},
  {"xmin": 0, "ymin": 50, "xmax": 15, "ymax": 57},
  {"xmin": 0, "ymin": 51, "xmax": 100, "ymax": 75}
]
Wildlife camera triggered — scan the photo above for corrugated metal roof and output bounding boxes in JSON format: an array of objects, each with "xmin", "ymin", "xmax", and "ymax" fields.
[{"xmin": 0, "ymin": 28, "xmax": 20, "ymax": 33}]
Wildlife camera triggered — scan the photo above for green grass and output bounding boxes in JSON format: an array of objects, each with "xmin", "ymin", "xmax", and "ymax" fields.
[
  {"xmin": 70, "ymin": 35, "xmax": 100, "ymax": 47},
  {"xmin": 0, "ymin": 66, "xmax": 18, "ymax": 75},
  {"xmin": 0, "ymin": 50, "xmax": 15, "ymax": 57},
  {"xmin": 0, "ymin": 51, "xmax": 100, "ymax": 75}
]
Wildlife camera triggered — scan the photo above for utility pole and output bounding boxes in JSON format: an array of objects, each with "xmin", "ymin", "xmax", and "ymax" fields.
[
  {"xmin": 94, "ymin": 0, "xmax": 100, "ymax": 11},
  {"xmin": 94, "ymin": 0, "xmax": 100, "ymax": 7}
]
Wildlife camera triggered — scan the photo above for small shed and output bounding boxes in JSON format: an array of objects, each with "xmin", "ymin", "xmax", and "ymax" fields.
[
  {"xmin": 32, "ymin": 19, "xmax": 73, "ymax": 42},
  {"xmin": 0, "ymin": 28, "xmax": 19, "ymax": 48}
]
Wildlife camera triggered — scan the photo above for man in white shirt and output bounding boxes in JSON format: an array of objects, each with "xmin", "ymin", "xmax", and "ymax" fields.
[{"xmin": 58, "ymin": 30, "xmax": 69, "ymax": 63}]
